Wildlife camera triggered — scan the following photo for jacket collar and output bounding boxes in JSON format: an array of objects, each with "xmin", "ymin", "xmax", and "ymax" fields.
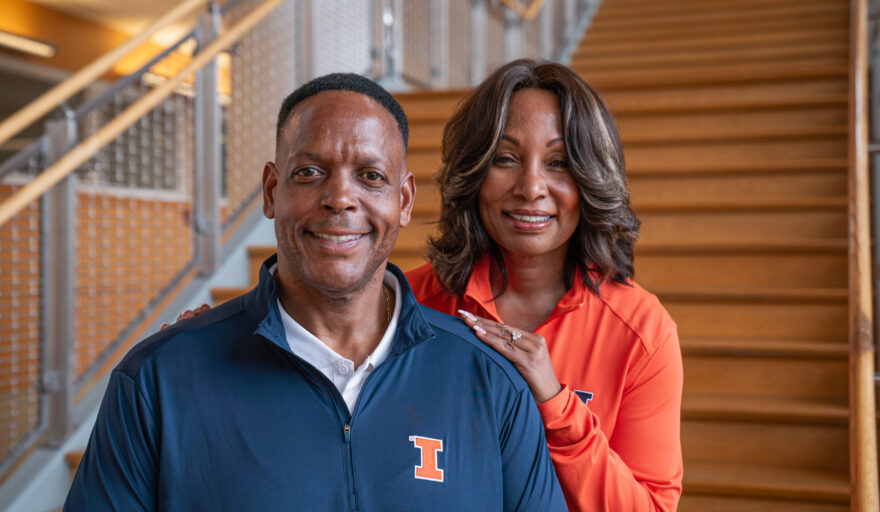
[
  {"xmin": 463, "ymin": 253, "xmax": 590, "ymax": 325},
  {"xmin": 249, "ymin": 254, "xmax": 435, "ymax": 356}
]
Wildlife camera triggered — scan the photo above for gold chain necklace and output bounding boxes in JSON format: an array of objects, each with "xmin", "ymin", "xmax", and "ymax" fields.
[{"xmin": 383, "ymin": 284, "xmax": 393, "ymax": 325}]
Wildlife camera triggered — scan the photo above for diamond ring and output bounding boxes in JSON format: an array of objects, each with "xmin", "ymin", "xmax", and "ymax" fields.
[{"xmin": 509, "ymin": 328, "xmax": 522, "ymax": 343}]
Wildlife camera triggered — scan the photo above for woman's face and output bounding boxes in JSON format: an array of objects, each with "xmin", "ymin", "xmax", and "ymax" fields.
[{"xmin": 478, "ymin": 88, "xmax": 580, "ymax": 261}]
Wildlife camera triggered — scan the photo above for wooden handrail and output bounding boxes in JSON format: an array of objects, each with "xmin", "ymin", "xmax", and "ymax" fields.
[
  {"xmin": 848, "ymin": 0, "xmax": 880, "ymax": 510},
  {"xmin": 0, "ymin": 0, "xmax": 208, "ymax": 149},
  {"xmin": 0, "ymin": 0, "xmax": 285, "ymax": 228},
  {"xmin": 499, "ymin": 0, "xmax": 547, "ymax": 21}
]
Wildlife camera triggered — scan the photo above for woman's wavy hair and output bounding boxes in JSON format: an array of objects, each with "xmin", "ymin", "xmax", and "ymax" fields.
[{"xmin": 427, "ymin": 59, "xmax": 640, "ymax": 297}]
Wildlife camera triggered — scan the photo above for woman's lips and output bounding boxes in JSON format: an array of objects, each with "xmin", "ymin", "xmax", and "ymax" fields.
[{"xmin": 503, "ymin": 211, "xmax": 554, "ymax": 230}]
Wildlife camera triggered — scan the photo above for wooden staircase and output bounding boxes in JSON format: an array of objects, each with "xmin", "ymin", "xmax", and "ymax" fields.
[
  {"xmin": 576, "ymin": 0, "xmax": 851, "ymax": 510},
  {"xmin": 75, "ymin": 1, "xmax": 859, "ymax": 510}
]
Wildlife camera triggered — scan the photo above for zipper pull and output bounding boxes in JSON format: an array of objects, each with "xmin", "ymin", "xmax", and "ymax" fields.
[{"xmin": 342, "ymin": 424, "xmax": 351, "ymax": 443}]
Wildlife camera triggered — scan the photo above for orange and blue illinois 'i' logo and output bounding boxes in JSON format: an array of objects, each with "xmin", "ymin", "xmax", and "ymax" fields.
[{"xmin": 409, "ymin": 435, "xmax": 445, "ymax": 483}]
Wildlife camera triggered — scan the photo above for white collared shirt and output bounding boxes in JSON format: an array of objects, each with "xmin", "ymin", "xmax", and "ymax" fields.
[{"xmin": 271, "ymin": 266, "xmax": 401, "ymax": 413}]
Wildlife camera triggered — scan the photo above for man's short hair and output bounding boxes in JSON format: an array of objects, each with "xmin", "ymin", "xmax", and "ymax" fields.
[{"xmin": 276, "ymin": 73, "xmax": 408, "ymax": 152}]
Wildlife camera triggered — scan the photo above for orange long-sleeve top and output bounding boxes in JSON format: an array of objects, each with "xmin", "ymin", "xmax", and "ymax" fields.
[{"xmin": 406, "ymin": 257, "xmax": 683, "ymax": 512}]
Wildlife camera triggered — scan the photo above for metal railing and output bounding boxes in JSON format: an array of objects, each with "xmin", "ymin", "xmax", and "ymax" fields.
[{"xmin": 0, "ymin": 0, "xmax": 599, "ymax": 482}]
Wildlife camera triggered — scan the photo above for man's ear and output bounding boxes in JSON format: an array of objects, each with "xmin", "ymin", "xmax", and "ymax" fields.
[
  {"xmin": 399, "ymin": 170, "xmax": 415, "ymax": 228},
  {"xmin": 262, "ymin": 162, "xmax": 278, "ymax": 219}
]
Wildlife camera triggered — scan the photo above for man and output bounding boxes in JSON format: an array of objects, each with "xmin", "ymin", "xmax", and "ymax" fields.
[{"xmin": 65, "ymin": 74, "xmax": 566, "ymax": 511}]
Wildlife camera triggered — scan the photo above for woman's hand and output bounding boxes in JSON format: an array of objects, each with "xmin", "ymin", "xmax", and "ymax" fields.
[
  {"xmin": 458, "ymin": 310, "xmax": 562, "ymax": 403},
  {"xmin": 159, "ymin": 303, "xmax": 211, "ymax": 330}
]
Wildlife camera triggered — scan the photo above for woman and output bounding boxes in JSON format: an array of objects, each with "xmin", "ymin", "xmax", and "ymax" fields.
[
  {"xmin": 406, "ymin": 59, "xmax": 682, "ymax": 511},
  {"xmin": 171, "ymin": 59, "xmax": 683, "ymax": 511}
]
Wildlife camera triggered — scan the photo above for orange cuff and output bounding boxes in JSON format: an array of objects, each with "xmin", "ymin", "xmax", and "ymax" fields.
[{"xmin": 536, "ymin": 384, "xmax": 574, "ymax": 426}]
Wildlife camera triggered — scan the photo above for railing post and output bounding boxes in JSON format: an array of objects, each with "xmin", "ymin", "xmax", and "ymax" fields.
[
  {"xmin": 563, "ymin": 0, "xmax": 576, "ymax": 44},
  {"xmin": 41, "ymin": 111, "xmax": 77, "ymax": 446},
  {"xmin": 503, "ymin": 6, "xmax": 523, "ymax": 63},
  {"xmin": 295, "ymin": 0, "xmax": 312, "ymax": 83},
  {"xmin": 540, "ymin": 0, "xmax": 555, "ymax": 60},
  {"xmin": 470, "ymin": 0, "xmax": 487, "ymax": 85},
  {"xmin": 429, "ymin": 0, "xmax": 450, "ymax": 89},
  {"xmin": 375, "ymin": 0, "xmax": 406, "ymax": 90},
  {"xmin": 194, "ymin": 3, "xmax": 222, "ymax": 275}
]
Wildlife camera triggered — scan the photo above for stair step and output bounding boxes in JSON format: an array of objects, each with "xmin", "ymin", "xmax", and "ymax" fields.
[
  {"xmin": 590, "ymin": 2, "xmax": 845, "ymax": 33},
  {"xmin": 638, "ymin": 210, "xmax": 846, "ymax": 245},
  {"xmin": 574, "ymin": 41, "xmax": 847, "ymax": 72},
  {"xmin": 683, "ymin": 420, "xmax": 848, "ymax": 478},
  {"xmin": 395, "ymin": 90, "xmax": 466, "ymax": 120},
  {"xmin": 625, "ymin": 138, "xmax": 846, "ymax": 174},
  {"xmin": 681, "ymin": 338, "xmax": 848, "ymax": 358},
  {"xmin": 628, "ymin": 170, "xmax": 846, "ymax": 202},
  {"xmin": 665, "ymin": 301, "xmax": 846, "ymax": 341},
  {"xmin": 578, "ymin": 28, "xmax": 847, "ymax": 58},
  {"xmin": 633, "ymin": 196, "xmax": 846, "ymax": 213},
  {"xmin": 601, "ymin": 76, "xmax": 848, "ymax": 114},
  {"xmin": 615, "ymin": 106, "xmax": 847, "ymax": 143},
  {"xmin": 585, "ymin": 13, "xmax": 847, "ymax": 44},
  {"xmin": 66, "ymin": 449, "xmax": 85, "ymax": 473},
  {"xmin": 683, "ymin": 350, "xmax": 848, "ymax": 403},
  {"xmin": 636, "ymin": 251, "xmax": 847, "ymax": 288},
  {"xmin": 635, "ymin": 239, "xmax": 847, "ymax": 254},
  {"xmin": 576, "ymin": 59, "xmax": 848, "ymax": 89},
  {"xmin": 211, "ymin": 287, "xmax": 245, "ymax": 305},
  {"xmin": 682, "ymin": 460, "xmax": 849, "ymax": 503},
  {"xmin": 598, "ymin": 0, "xmax": 837, "ymax": 17},
  {"xmin": 650, "ymin": 286, "xmax": 847, "ymax": 304},
  {"xmin": 678, "ymin": 494, "xmax": 849, "ymax": 512},
  {"xmin": 627, "ymin": 157, "xmax": 847, "ymax": 177},
  {"xmin": 683, "ymin": 395, "xmax": 847, "ymax": 424}
]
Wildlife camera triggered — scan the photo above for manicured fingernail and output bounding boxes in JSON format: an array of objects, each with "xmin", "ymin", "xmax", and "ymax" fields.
[
  {"xmin": 473, "ymin": 325, "xmax": 486, "ymax": 335},
  {"xmin": 458, "ymin": 309, "xmax": 476, "ymax": 321}
]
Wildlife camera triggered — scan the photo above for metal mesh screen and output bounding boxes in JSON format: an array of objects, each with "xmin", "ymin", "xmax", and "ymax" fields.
[
  {"xmin": 523, "ymin": 15, "xmax": 541, "ymax": 60},
  {"xmin": 553, "ymin": 0, "xmax": 568, "ymax": 58},
  {"xmin": 312, "ymin": 0, "xmax": 373, "ymax": 77},
  {"xmin": 448, "ymin": 0, "xmax": 472, "ymax": 88},
  {"xmin": 0, "ymin": 150, "xmax": 44, "ymax": 470},
  {"xmin": 224, "ymin": 0, "xmax": 297, "ymax": 228},
  {"xmin": 74, "ymin": 83, "xmax": 197, "ymax": 382},
  {"xmin": 402, "ymin": 0, "xmax": 432, "ymax": 88},
  {"xmin": 484, "ymin": 3, "xmax": 507, "ymax": 75}
]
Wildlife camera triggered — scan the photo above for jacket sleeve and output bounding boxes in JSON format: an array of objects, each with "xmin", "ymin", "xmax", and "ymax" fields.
[
  {"xmin": 536, "ymin": 328, "xmax": 683, "ymax": 512},
  {"xmin": 64, "ymin": 370, "xmax": 159, "ymax": 511},
  {"xmin": 499, "ymin": 387, "xmax": 569, "ymax": 511}
]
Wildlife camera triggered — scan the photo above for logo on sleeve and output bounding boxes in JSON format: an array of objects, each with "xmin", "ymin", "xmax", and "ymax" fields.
[
  {"xmin": 409, "ymin": 435, "xmax": 445, "ymax": 483},
  {"xmin": 574, "ymin": 390, "xmax": 594, "ymax": 404}
]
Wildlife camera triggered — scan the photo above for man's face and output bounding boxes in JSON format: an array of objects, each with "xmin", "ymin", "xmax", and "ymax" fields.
[{"xmin": 263, "ymin": 90, "xmax": 414, "ymax": 297}]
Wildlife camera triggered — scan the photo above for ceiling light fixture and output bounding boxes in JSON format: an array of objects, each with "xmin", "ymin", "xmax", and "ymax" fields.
[{"xmin": 0, "ymin": 30, "xmax": 56, "ymax": 59}]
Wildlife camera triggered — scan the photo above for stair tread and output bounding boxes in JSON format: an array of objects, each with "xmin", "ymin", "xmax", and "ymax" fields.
[
  {"xmin": 65, "ymin": 449, "xmax": 85, "ymax": 468},
  {"xmin": 626, "ymin": 157, "xmax": 847, "ymax": 176},
  {"xmin": 633, "ymin": 196, "xmax": 847, "ymax": 212},
  {"xmin": 639, "ymin": 238, "xmax": 847, "ymax": 254},
  {"xmin": 573, "ymin": 43, "xmax": 847, "ymax": 72},
  {"xmin": 590, "ymin": 3, "xmax": 845, "ymax": 32},
  {"xmin": 681, "ymin": 338, "xmax": 848, "ymax": 358},
  {"xmin": 650, "ymin": 285, "xmax": 847, "ymax": 303},
  {"xmin": 578, "ymin": 28, "xmax": 847, "ymax": 56},
  {"xmin": 683, "ymin": 460, "xmax": 849, "ymax": 501},
  {"xmin": 575, "ymin": 59, "xmax": 848, "ymax": 89},
  {"xmin": 683, "ymin": 394, "xmax": 848, "ymax": 424}
]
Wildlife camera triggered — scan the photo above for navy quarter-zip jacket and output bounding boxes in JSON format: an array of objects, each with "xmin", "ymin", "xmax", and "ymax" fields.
[{"xmin": 64, "ymin": 256, "xmax": 567, "ymax": 511}]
